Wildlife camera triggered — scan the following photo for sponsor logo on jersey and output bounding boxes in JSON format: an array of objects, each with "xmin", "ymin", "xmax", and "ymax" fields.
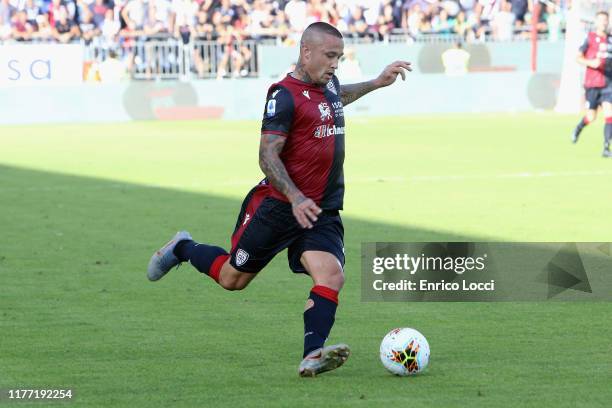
[
  {"xmin": 318, "ymin": 102, "xmax": 332, "ymax": 121},
  {"xmin": 326, "ymin": 80, "xmax": 337, "ymax": 95},
  {"xmin": 266, "ymin": 99, "xmax": 276, "ymax": 117},
  {"xmin": 332, "ymin": 101, "xmax": 344, "ymax": 117},
  {"xmin": 314, "ymin": 124, "xmax": 345, "ymax": 138},
  {"xmin": 235, "ymin": 249, "xmax": 250, "ymax": 266},
  {"xmin": 302, "ymin": 90, "xmax": 310, "ymax": 99}
]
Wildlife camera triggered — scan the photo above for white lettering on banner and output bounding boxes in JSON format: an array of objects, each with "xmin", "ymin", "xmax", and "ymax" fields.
[
  {"xmin": 0, "ymin": 44, "xmax": 83, "ymax": 86},
  {"xmin": 314, "ymin": 124, "xmax": 345, "ymax": 138}
]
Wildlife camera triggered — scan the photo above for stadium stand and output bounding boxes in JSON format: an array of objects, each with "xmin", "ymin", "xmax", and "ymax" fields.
[{"xmin": 0, "ymin": 0, "xmax": 568, "ymax": 79}]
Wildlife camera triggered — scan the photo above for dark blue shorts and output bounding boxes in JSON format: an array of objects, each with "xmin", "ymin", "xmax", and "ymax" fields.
[
  {"xmin": 601, "ymin": 84, "xmax": 612, "ymax": 104},
  {"xmin": 585, "ymin": 87, "xmax": 604, "ymax": 109},
  {"xmin": 228, "ymin": 186, "xmax": 344, "ymax": 274}
]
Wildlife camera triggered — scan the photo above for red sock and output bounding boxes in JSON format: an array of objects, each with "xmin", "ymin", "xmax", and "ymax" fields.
[{"xmin": 209, "ymin": 254, "xmax": 230, "ymax": 283}]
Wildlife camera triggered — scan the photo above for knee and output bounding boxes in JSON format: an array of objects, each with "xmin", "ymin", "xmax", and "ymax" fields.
[
  {"xmin": 218, "ymin": 276, "xmax": 250, "ymax": 291},
  {"xmin": 587, "ymin": 110, "xmax": 597, "ymax": 121},
  {"xmin": 316, "ymin": 267, "xmax": 345, "ymax": 291}
]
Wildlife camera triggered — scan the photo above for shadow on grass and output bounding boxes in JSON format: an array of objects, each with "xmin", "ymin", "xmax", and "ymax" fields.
[{"xmin": 1, "ymin": 163, "xmax": 607, "ymax": 298}]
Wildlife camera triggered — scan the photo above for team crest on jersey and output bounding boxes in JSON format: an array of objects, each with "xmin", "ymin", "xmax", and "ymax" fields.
[
  {"xmin": 326, "ymin": 80, "xmax": 337, "ymax": 95},
  {"xmin": 235, "ymin": 249, "xmax": 249, "ymax": 266},
  {"xmin": 318, "ymin": 102, "xmax": 332, "ymax": 121}
]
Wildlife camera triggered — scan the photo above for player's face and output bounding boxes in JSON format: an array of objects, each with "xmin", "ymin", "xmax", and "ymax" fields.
[
  {"xmin": 305, "ymin": 34, "xmax": 344, "ymax": 86},
  {"xmin": 595, "ymin": 14, "xmax": 609, "ymax": 33}
]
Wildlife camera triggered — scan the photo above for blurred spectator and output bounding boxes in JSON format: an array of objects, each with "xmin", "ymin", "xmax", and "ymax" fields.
[
  {"xmin": 454, "ymin": 10, "xmax": 472, "ymax": 38},
  {"xmin": 152, "ymin": 0, "xmax": 172, "ymax": 30},
  {"xmin": 0, "ymin": 0, "xmax": 14, "ymax": 27},
  {"xmin": 23, "ymin": 0, "xmax": 41, "ymax": 27},
  {"xmin": 376, "ymin": 2, "xmax": 395, "ymax": 39},
  {"xmin": 284, "ymin": 0, "xmax": 307, "ymax": 33},
  {"xmin": 122, "ymin": 0, "xmax": 146, "ymax": 31},
  {"xmin": 47, "ymin": 0, "xmax": 63, "ymax": 27},
  {"xmin": 493, "ymin": 1, "xmax": 515, "ymax": 41},
  {"xmin": 79, "ymin": 8, "xmax": 100, "ymax": 44},
  {"xmin": 405, "ymin": 3, "xmax": 424, "ymax": 37},
  {"xmin": 346, "ymin": 6, "xmax": 368, "ymax": 38},
  {"xmin": 13, "ymin": 10, "xmax": 34, "ymax": 40},
  {"xmin": 510, "ymin": 0, "xmax": 529, "ymax": 27},
  {"xmin": 53, "ymin": 7, "xmax": 79, "ymax": 42},
  {"xmin": 0, "ymin": 0, "xmax": 572, "ymax": 80},
  {"xmin": 337, "ymin": 47, "xmax": 362, "ymax": 80},
  {"xmin": 90, "ymin": 0, "xmax": 108, "ymax": 28},
  {"xmin": 546, "ymin": 3, "xmax": 562, "ymax": 42},
  {"xmin": 0, "ymin": 12, "xmax": 11, "ymax": 40},
  {"xmin": 98, "ymin": 49, "xmax": 126, "ymax": 82},
  {"xmin": 0, "ymin": 0, "xmax": 570, "ymax": 46},
  {"xmin": 194, "ymin": 8, "xmax": 213, "ymax": 39},
  {"xmin": 172, "ymin": 0, "xmax": 197, "ymax": 43},
  {"xmin": 216, "ymin": 25, "xmax": 251, "ymax": 79},
  {"xmin": 248, "ymin": 0, "xmax": 274, "ymax": 37},
  {"xmin": 459, "ymin": 0, "xmax": 477, "ymax": 13},
  {"xmin": 101, "ymin": 9, "xmax": 119, "ymax": 43},
  {"xmin": 272, "ymin": 9, "xmax": 292, "ymax": 44},
  {"xmin": 431, "ymin": 8, "xmax": 454, "ymax": 34},
  {"xmin": 33, "ymin": 13, "xmax": 53, "ymax": 40},
  {"xmin": 144, "ymin": 1, "xmax": 168, "ymax": 36},
  {"xmin": 442, "ymin": 41, "xmax": 470, "ymax": 76},
  {"xmin": 217, "ymin": 0, "xmax": 235, "ymax": 26}
]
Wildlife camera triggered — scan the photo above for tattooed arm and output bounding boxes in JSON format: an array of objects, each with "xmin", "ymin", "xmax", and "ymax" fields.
[
  {"xmin": 259, "ymin": 133, "xmax": 300, "ymax": 202},
  {"xmin": 259, "ymin": 132, "xmax": 321, "ymax": 228},
  {"xmin": 339, "ymin": 81, "xmax": 379, "ymax": 106},
  {"xmin": 340, "ymin": 60, "xmax": 413, "ymax": 106}
]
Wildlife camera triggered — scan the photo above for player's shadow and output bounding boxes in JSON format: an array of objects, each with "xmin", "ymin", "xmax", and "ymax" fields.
[{"xmin": 2, "ymin": 163, "xmax": 608, "ymax": 303}]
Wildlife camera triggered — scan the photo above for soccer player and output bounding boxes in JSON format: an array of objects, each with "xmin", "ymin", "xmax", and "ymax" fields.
[
  {"xmin": 147, "ymin": 22, "xmax": 411, "ymax": 377},
  {"xmin": 572, "ymin": 11, "xmax": 609, "ymax": 150}
]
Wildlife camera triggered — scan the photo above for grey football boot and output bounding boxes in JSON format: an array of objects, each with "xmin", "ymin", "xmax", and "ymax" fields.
[
  {"xmin": 147, "ymin": 231, "xmax": 193, "ymax": 281},
  {"xmin": 299, "ymin": 343, "xmax": 351, "ymax": 377}
]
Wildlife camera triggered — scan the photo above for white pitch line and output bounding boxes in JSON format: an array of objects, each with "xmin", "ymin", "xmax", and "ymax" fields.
[
  {"xmin": 1, "ymin": 170, "xmax": 611, "ymax": 194},
  {"xmin": 408, "ymin": 170, "xmax": 612, "ymax": 182}
]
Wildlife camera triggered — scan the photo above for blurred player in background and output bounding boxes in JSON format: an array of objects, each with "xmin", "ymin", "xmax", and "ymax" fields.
[
  {"xmin": 572, "ymin": 11, "xmax": 610, "ymax": 156},
  {"xmin": 146, "ymin": 22, "xmax": 412, "ymax": 377}
]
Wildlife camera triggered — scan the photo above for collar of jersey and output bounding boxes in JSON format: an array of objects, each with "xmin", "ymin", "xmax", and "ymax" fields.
[{"xmin": 286, "ymin": 73, "xmax": 325, "ymax": 91}]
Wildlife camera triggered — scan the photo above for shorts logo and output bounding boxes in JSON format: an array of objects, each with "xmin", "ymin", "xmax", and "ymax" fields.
[{"xmin": 235, "ymin": 249, "xmax": 250, "ymax": 266}]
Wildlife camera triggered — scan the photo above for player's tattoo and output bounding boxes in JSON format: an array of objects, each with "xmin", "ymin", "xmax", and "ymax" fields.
[
  {"xmin": 259, "ymin": 133, "xmax": 302, "ymax": 202},
  {"xmin": 293, "ymin": 62, "xmax": 314, "ymax": 84},
  {"xmin": 340, "ymin": 81, "xmax": 378, "ymax": 106}
]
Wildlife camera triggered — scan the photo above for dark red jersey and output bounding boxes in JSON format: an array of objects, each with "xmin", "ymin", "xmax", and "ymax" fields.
[
  {"xmin": 579, "ymin": 31, "xmax": 609, "ymax": 88},
  {"xmin": 260, "ymin": 74, "xmax": 345, "ymax": 210}
]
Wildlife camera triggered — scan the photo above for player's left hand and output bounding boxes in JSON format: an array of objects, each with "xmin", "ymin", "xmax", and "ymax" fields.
[{"xmin": 374, "ymin": 61, "xmax": 412, "ymax": 88}]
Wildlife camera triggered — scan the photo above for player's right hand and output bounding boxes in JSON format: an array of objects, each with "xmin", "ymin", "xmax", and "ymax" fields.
[
  {"xmin": 291, "ymin": 195, "xmax": 322, "ymax": 229},
  {"xmin": 589, "ymin": 58, "xmax": 602, "ymax": 69}
]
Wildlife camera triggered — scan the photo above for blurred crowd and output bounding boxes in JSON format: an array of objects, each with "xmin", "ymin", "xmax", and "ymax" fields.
[{"xmin": 0, "ymin": 0, "xmax": 568, "ymax": 45}]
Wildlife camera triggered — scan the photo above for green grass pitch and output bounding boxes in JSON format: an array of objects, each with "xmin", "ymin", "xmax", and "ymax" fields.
[{"xmin": 1, "ymin": 114, "xmax": 611, "ymax": 407}]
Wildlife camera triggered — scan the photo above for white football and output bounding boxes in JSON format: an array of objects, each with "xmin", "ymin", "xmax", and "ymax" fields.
[{"xmin": 380, "ymin": 327, "xmax": 430, "ymax": 376}]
